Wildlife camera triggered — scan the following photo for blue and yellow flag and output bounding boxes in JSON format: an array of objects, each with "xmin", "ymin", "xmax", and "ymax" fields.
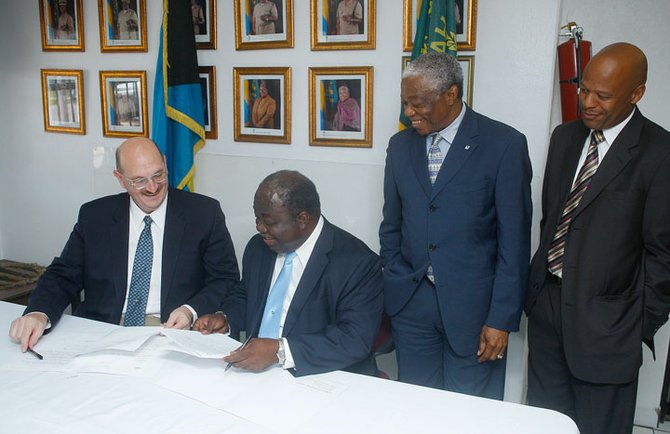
[
  {"xmin": 151, "ymin": 0, "xmax": 205, "ymax": 191},
  {"xmin": 399, "ymin": 0, "xmax": 458, "ymax": 129}
]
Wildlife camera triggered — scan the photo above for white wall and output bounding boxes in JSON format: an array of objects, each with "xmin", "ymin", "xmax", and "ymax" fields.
[{"xmin": 1, "ymin": 0, "xmax": 669, "ymax": 422}]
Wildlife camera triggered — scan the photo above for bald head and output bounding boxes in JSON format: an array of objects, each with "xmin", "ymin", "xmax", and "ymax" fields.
[
  {"xmin": 579, "ymin": 42, "xmax": 647, "ymax": 130},
  {"xmin": 115, "ymin": 137, "xmax": 163, "ymax": 173}
]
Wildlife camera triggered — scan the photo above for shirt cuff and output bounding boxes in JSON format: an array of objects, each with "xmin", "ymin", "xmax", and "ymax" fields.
[
  {"xmin": 183, "ymin": 304, "xmax": 198, "ymax": 327},
  {"xmin": 282, "ymin": 337, "xmax": 296, "ymax": 370}
]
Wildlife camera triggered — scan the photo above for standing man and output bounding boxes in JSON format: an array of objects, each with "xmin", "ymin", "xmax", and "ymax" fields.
[
  {"xmin": 251, "ymin": 0, "xmax": 278, "ymax": 35},
  {"xmin": 9, "ymin": 137, "xmax": 239, "ymax": 352},
  {"xmin": 117, "ymin": 0, "xmax": 139, "ymax": 40},
  {"xmin": 526, "ymin": 42, "xmax": 670, "ymax": 434},
  {"xmin": 380, "ymin": 52, "xmax": 532, "ymax": 398},
  {"xmin": 195, "ymin": 170, "xmax": 383, "ymax": 376}
]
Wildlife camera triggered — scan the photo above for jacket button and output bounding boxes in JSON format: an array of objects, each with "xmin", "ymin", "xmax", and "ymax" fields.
[
  {"xmin": 429, "ymin": 244, "xmax": 436, "ymax": 251},
  {"xmin": 429, "ymin": 205, "xmax": 437, "ymax": 212}
]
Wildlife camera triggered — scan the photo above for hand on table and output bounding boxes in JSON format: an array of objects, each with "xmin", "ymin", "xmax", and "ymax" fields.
[
  {"xmin": 193, "ymin": 312, "xmax": 229, "ymax": 334},
  {"xmin": 163, "ymin": 306, "xmax": 193, "ymax": 329},
  {"xmin": 9, "ymin": 312, "xmax": 49, "ymax": 352},
  {"xmin": 223, "ymin": 338, "xmax": 279, "ymax": 372}
]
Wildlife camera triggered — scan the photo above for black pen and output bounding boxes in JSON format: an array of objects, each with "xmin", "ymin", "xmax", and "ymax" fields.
[
  {"xmin": 27, "ymin": 347, "xmax": 44, "ymax": 360},
  {"xmin": 224, "ymin": 335, "xmax": 252, "ymax": 372}
]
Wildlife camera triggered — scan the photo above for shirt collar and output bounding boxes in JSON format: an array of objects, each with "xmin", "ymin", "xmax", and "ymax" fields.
[
  {"xmin": 290, "ymin": 215, "xmax": 324, "ymax": 267},
  {"xmin": 599, "ymin": 107, "xmax": 636, "ymax": 145},
  {"xmin": 435, "ymin": 102, "xmax": 467, "ymax": 144},
  {"xmin": 129, "ymin": 190, "xmax": 168, "ymax": 231}
]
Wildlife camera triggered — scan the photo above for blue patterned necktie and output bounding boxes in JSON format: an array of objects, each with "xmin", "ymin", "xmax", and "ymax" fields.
[
  {"xmin": 258, "ymin": 252, "xmax": 297, "ymax": 339},
  {"xmin": 428, "ymin": 133, "xmax": 444, "ymax": 185},
  {"xmin": 124, "ymin": 215, "xmax": 154, "ymax": 327}
]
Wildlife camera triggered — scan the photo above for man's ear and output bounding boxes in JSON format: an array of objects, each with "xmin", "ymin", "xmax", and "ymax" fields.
[
  {"xmin": 113, "ymin": 169, "xmax": 126, "ymax": 190},
  {"xmin": 296, "ymin": 211, "xmax": 310, "ymax": 229}
]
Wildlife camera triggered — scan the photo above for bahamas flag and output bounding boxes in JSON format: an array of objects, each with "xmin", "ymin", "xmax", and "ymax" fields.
[
  {"xmin": 399, "ymin": 0, "xmax": 458, "ymax": 129},
  {"xmin": 152, "ymin": 0, "xmax": 205, "ymax": 191}
]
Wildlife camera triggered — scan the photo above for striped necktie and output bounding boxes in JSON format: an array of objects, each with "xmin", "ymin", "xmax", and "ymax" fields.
[{"xmin": 547, "ymin": 130, "xmax": 605, "ymax": 276}]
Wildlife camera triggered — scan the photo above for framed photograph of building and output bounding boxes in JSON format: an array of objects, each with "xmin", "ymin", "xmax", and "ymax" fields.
[
  {"xmin": 40, "ymin": 69, "xmax": 86, "ymax": 134},
  {"xmin": 97, "ymin": 0, "xmax": 147, "ymax": 52},
  {"xmin": 310, "ymin": 0, "xmax": 376, "ymax": 50},
  {"xmin": 192, "ymin": 0, "xmax": 217, "ymax": 49},
  {"xmin": 233, "ymin": 67, "xmax": 291, "ymax": 144},
  {"xmin": 199, "ymin": 66, "xmax": 218, "ymax": 139},
  {"xmin": 99, "ymin": 70, "xmax": 148, "ymax": 138},
  {"xmin": 234, "ymin": 0, "xmax": 294, "ymax": 50},
  {"xmin": 39, "ymin": 0, "xmax": 85, "ymax": 51},
  {"xmin": 309, "ymin": 66, "xmax": 373, "ymax": 148},
  {"xmin": 402, "ymin": 55, "xmax": 474, "ymax": 107},
  {"xmin": 403, "ymin": 0, "xmax": 477, "ymax": 52}
]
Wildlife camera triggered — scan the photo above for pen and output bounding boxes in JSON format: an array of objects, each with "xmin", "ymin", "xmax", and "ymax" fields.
[
  {"xmin": 27, "ymin": 347, "xmax": 44, "ymax": 360},
  {"xmin": 224, "ymin": 335, "xmax": 252, "ymax": 372}
]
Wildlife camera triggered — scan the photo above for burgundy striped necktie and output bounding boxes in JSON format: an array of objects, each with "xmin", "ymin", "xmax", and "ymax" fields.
[{"xmin": 547, "ymin": 130, "xmax": 605, "ymax": 276}]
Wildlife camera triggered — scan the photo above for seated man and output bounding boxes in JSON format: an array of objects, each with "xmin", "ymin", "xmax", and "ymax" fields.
[
  {"xmin": 194, "ymin": 170, "xmax": 383, "ymax": 376},
  {"xmin": 9, "ymin": 137, "xmax": 240, "ymax": 352}
]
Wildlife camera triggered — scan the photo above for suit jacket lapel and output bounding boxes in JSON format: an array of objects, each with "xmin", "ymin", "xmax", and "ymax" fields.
[
  {"xmin": 249, "ymin": 247, "xmax": 276, "ymax": 337},
  {"xmin": 111, "ymin": 194, "xmax": 130, "ymax": 313},
  {"xmin": 431, "ymin": 106, "xmax": 479, "ymax": 197},
  {"xmin": 409, "ymin": 130, "xmax": 433, "ymax": 198},
  {"xmin": 281, "ymin": 220, "xmax": 333, "ymax": 336},
  {"xmin": 555, "ymin": 126, "xmax": 590, "ymax": 219},
  {"xmin": 573, "ymin": 110, "xmax": 641, "ymax": 219},
  {"xmin": 161, "ymin": 191, "xmax": 186, "ymax": 312}
]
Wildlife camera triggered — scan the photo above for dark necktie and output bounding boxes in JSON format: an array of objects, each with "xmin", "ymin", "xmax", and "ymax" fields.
[
  {"xmin": 124, "ymin": 215, "xmax": 154, "ymax": 326},
  {"xmin": 547, "ymin": 130, "xmax": 605, "ymax": 276}
]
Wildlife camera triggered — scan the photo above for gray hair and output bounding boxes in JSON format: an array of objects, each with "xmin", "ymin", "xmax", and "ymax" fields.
[{"xmin": 402, "ymin": 52, "xmax": 463, "ymax": 99}]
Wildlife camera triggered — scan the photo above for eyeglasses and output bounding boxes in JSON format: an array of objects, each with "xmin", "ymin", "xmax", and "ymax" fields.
[{"xmin": 124, "ymin": 170, "xmax": 168, "ymax": 190}]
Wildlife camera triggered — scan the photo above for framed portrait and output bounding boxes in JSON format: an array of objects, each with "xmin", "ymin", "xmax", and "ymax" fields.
[
  {"xmin": 310, "ymin": 0, "xmax": 376, "ymax": 51},
  {"xmin": 199, "ymin": 66, "xmax": 218, "ymax": 139},
  {"xmin": 40, "ymin": 69, "xmax": 86, "ymax": 135},
  {"xmin": 99, "ymin": 70, "xmax": 148, "ymax": 138},
  {"xmin": 233, "ymin": 67, "xmax": 291, "ymax": 144},
  {"xmin": 403, "ymin": 0, "xmax": 477, "ymax": 52},
  {"xmin": 309, "ymin": 66, "xmax": 373, "ymax": 148},
  {"xmin": 402, "ymin": 55, "xmax": 474, "ymax": 107},
  {"xmin": 234, "ymin": 0, "xmax": 294, "ymax": 50},
  {"xmin": 97, "ymin": 0, "xmax": 147, "ymax": 52},
  {"xmin": 39, "ymin": 0, "xmax": 85, "ymax": 51},
  {"xmin": 192, "ymin": 0, "xmax": 217, "ymax": 49}
]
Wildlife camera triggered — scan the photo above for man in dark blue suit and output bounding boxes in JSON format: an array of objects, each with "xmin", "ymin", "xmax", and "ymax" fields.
[
  {"xmin": 194, "ymin": 170, "xmax": 383, "ymax": 376},
  {"xmin": 380, "ymin": 52, "xmax": 532, "ymax": 398},
  {"xmin": 9, "ymin": 137, "xmax": 239, "ymax": 352}
]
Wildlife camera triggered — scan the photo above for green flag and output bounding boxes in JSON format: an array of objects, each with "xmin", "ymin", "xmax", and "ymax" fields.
[{"xmin": 400, "ymin": 0, "xmax": 458, "ymax": 129}]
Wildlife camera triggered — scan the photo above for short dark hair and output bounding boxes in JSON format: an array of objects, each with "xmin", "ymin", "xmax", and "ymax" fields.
[{"xmin": 258, "ymin": 170, "xmax": 321, "ymax": 218}]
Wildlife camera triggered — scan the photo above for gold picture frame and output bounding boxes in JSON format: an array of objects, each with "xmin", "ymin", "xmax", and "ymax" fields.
[
  {"xmin": 309, "ymin": 66, "xmax": 373, "ymax": 148},
  {"xmin": 233, "ymin": 67, "xmax": 291, "ymax": 144},
  {"xmin": 403, "ymin": 0, "xmax": 477, "ymax": 52},
  {"xmin": 402, "ymin": 55, "xmax": 474, "ymax": 107},
  {"xmin": 234, "ymin": 0, "xmax": 294, "ymax": 50},
  {"xmin": 99, "ymin": 70, "xmax": 148, "ymax": 138},
  {"xmin": 193, "ymin": 0, "xmax": 217, "ymax": 50},
  {"xmin": 40, "ymin": 69, "xmax": 86, "ymax": 135},
  {"xmin": 199, "ymin": 66, "xmax": 218, "ymax": 139},
  {"xmin": 310, "ymin": 0, "xmax": 376, "ymax": 51},
  {"xmin": 39, "ymin": 0, "xmax": 85, "ymax": 51},
  {"xmin": 97, "ymin": 0, "xmax": 147, "ymax": 52}
]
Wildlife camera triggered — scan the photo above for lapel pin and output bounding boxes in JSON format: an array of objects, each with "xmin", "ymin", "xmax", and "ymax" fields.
[{"xmin": 464, "ymin": 145, "xmax": 471, "ymax": 150}]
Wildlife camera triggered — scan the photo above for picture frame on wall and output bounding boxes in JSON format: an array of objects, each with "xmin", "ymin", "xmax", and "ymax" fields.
[
  {"xmin": 199, "ymin": 66, "xmax": 218, "ymax": 139},
  {"xmin": 40, "ymin": 69, "xmax": 86, "ymax": 135},
  {"xmin": 402, "ymin": 55, "xmax": 474, "ymax": 107},
  {"xmin": 233, "ymin": 67, "xmax": 291, "ymax": 144},
  {"xmin": 39, "ymin": 0, "xmax": 85, "ymax": 51},
  {"xmin": 403, "ymin": 0, "xmax": 477, "ymax": 52},
  {"xmin": 97, "ymin": 0, "xmax": 147, "ymax": 52},
  {"xmin": 310, "ymin": 0, "xmax": 376, "ymax": 51},
  {"xmin": 308, "ymin": 66, "xmax": 373, "ymax": 148},
  {"xmin": 234, "ymin": 0, "xmax": 294, "ymax": 50},
  {"xmin": 99, "ymin": 70, "xmax": 148, "ymax": 138},
  {"xmin": 192, "ymin": 0, "xmax": 217, "ymax": 49}
]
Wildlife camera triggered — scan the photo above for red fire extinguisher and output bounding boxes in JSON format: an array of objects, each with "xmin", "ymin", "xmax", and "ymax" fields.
[{"xmin": 557, "ymin": 22, "xmax": 592, "ymax": 123}]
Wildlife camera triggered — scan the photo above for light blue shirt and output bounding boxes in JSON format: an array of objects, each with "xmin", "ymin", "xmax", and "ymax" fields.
[{"xmin": 425, "ymin": 103, "xmax": 467, "ymax": 156}]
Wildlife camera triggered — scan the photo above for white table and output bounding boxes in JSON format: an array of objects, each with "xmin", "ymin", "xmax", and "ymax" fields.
[{"xmin": 0, "ymin": 301, "xmax": 579, "ymax": 433}]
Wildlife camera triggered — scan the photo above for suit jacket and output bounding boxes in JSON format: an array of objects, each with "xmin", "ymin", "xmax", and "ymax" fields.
[
  {"xmin": 25, "ymin": 188, "xmax": 240, "ymax": 327},
  {"xmin": 380, "ymin": 106, "xmax": 532, "ymax": 355},
  {"xmin": 526, "ymin": 109, "xmax": 670, "ymax": 384},
  {"xmin": 221, "ymin": 218, "xmax": 383, "ymax": 377}
]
